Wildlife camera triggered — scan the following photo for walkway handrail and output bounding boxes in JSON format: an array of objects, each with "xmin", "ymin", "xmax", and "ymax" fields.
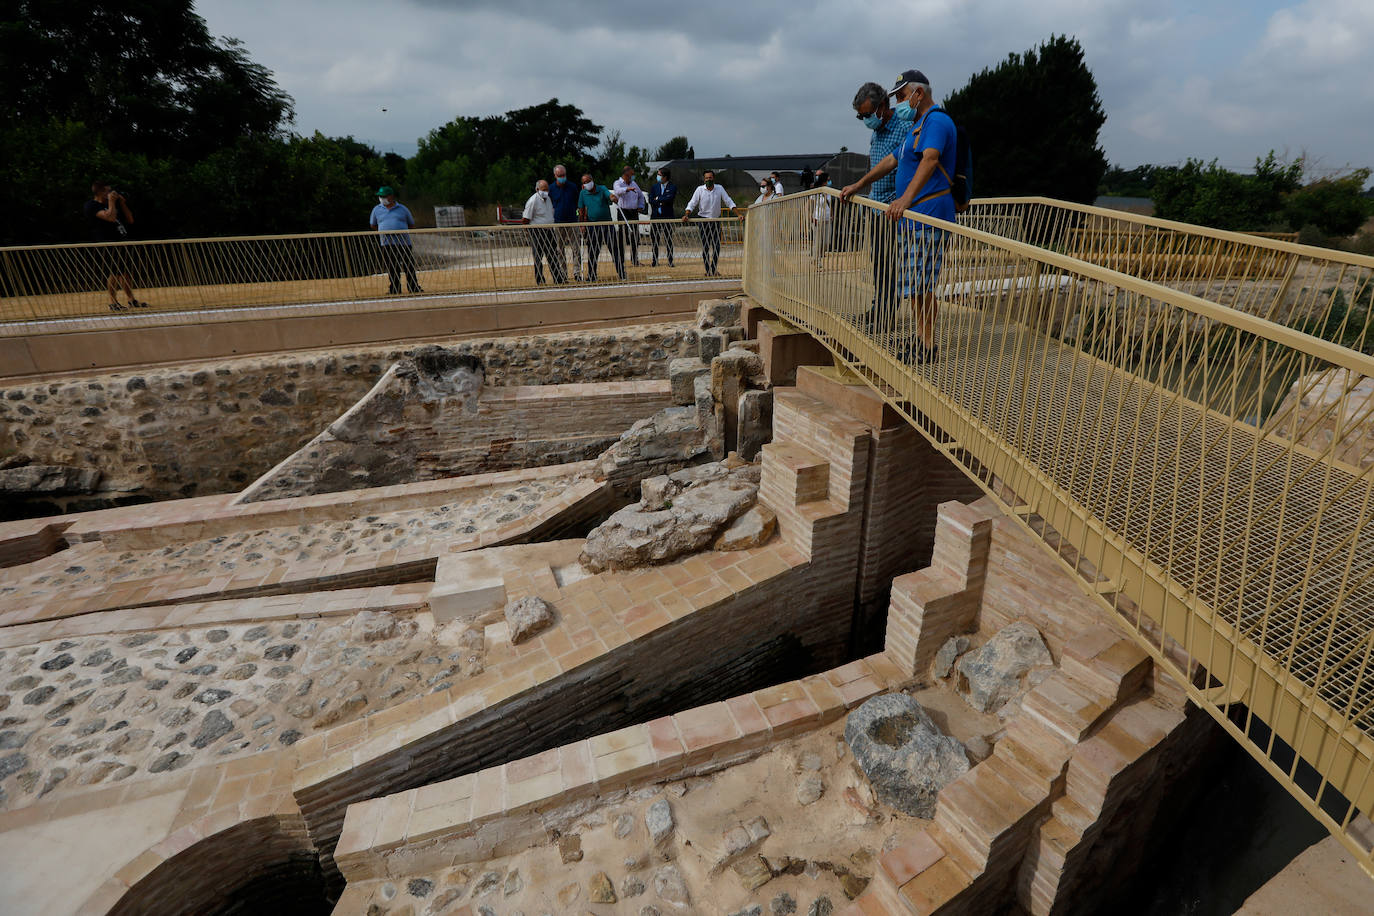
[
  {"xmin": 0, "ymin": 216, "xmax": 744, "ymax": 327},
  {"xmin": 745, "ymin": 186, "xmax": 1374, "ymax": 871},
  {"xmin": 965, "ymin": 196, "xmax": 1374, "ymax": 355}
]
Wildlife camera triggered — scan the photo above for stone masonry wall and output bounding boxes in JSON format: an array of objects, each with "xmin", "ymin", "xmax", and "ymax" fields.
[
  {"xmin": 239, "ymin": 380, "xmax": 673, "ymax": 502},
  {"xmin": 0, "ymin": 322, "xmax": 697, "ymax": 515}
]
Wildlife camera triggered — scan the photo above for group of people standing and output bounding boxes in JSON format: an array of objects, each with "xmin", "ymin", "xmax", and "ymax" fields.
[{"xmin": 518, "ymin": 165, "xmax": 741, "ymax": 284}]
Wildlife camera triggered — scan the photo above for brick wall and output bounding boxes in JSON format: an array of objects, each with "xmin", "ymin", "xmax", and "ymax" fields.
[{"xmin": 980, "ymin": 512, "xmax": 1112, "ymax": 659}]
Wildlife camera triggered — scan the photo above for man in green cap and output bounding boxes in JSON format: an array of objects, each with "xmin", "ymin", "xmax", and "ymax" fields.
[{"xmin": 370, "ymin": 186, "xmax": 424, "ymax": 294}]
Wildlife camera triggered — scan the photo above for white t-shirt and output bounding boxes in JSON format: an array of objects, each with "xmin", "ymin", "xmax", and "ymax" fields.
[
  {"xmin": 686, "ymin": 184, "xmax": 736, "ymax": 219},
  {"xmin": 813, "ymin": 195, "xmax": 831, "ymax": 221},
  {"xmin": 773, "ymin": 179, "xmax": 784, "ymax": 195},
  {"xmin": 522, "ymin": 191, "xmax": 555, "ymax": 224}
]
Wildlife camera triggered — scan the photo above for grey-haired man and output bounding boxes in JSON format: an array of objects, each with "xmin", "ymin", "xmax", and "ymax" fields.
[{"xmin": 851, "ymin": 81, "xmax": 904, "ymax": 317}]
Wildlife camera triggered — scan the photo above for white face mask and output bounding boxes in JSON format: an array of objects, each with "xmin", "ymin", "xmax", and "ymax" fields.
[
  {"xmin": 537, "ymin": 190, "xmax": 549, "ymax": 200},
  {"xmin": 583, "ymin": 181, "xmax": 594, "ymax": 191},
  {"xmin": 378, "ymin": 197, "xmax": 388, "ymax": 205}
]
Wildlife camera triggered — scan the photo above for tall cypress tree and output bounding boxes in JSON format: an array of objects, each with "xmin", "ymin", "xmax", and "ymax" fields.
[{"xmin": 944, "ymin": 35, "xmax": 1108, "ymax": 203}]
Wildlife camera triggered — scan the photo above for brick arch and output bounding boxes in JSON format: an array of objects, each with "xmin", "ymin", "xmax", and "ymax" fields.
[{"xmin": 82, "ymin": 812, "xmax": 329, "ymax": 916}]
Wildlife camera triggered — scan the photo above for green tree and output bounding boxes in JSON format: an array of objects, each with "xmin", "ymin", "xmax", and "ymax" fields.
[
  {"xmin": 654, "ymin": 136, "xmax": 690, "ymax": 161},
  {"xmin": 1283, "ymin": 170, "xmax": 1373, "ymax": 236},
  {"xmin": 944, "ymin": 34, "xmax": 1108, "ymax": 202},
  {"xmin": 407, "ymin": 99, "xmax": 602, "ymax": 203},
  {"xmin": 1151, "ymin": 152, "xmax": 1303, "ymax": 231},
  {"xmin": 1, "ymin": 1, "xmax": 293, "ymax": 159},
  {"xmin": 1099, "ymin": 165, "xmax": 1159, "ymax": 198},
  {"xmin": 592, "ymin": 130, "xmax": 648, "ymax": 182}
]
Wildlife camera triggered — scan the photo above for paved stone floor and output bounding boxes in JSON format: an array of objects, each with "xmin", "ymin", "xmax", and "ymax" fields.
[
  {"xmin": 0, "ymin": 609, "xmax": 484, "ymax": 812},
  {"xmin": 0, "ymin": 475, "xmax": 576, "ymax": 605}
]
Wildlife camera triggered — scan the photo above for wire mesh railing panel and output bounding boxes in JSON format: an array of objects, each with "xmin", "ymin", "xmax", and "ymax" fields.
[
  {"xmin": 0, "ymin": 218, "xmax": 744, "ymax": 328},
  {"xmin": 966, "ymin": 198, "xmax": 1374, "ymax": 360},
  {"xmin": 745, "ymin": 188, "xmax": 1374, "ymax": 870}
]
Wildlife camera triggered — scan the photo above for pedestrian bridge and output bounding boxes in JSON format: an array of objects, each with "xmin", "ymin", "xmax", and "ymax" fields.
[
  {"xmin": 745, "ymin": 189, "xmax": 1374, "ymax": 871},
  {"xmin": 4, "ymin": 193, "xmax": 1374, "ymax": 868}
]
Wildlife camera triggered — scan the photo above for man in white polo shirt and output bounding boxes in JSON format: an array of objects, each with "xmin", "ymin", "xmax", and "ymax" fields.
[
  {"xmin": 681, "ymin": 170, "xmax": 739, "ymax": 277},
  {"xmin": 521, "ymin": 179, "xmax": 564, "ymax": 284}
]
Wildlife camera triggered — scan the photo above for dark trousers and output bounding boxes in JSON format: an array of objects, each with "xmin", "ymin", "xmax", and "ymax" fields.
[
  {"xmin": 584, "ymin": 225, "xmax": 625, "ymax": 281},
  {"xmin": 619, "ymin": 208, "xmax": 642, "ymax": 264},
  {"xmin": 650, "ymin": 219, "xmax": 675, "ymax": 265},
  {"xmin": 528, "ymin": 226, "xmax": 567, "ymax": 284},
  {"xmin": 870, "ymin": 218, "xmax": 900, "ymax": 311},
  {"xmin": 382, "ymin": 243, "xmax": 421, "ymax": 293},
  {"xmin": 695, "ymin": 221, "xmax": 722, "ymax": 276}
]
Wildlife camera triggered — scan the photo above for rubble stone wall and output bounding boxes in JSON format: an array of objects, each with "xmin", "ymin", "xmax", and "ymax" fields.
[{"xmin": 0, "ymin": 323, "xmax": 697, "ymax": 514}]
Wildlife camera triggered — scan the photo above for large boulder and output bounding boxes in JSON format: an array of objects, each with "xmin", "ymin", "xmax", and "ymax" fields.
[
  {"xmin": 597, "ymin": 407, "xmax": 714, "ymax": 495},
  {"xmin": 697, "ymin": 298, "xmax": 743, "ymax": 330},
  {"xmin": 844, "ymin": 693, "xmax": 969, "ymax": 817},
  {"xmin": 955, "ymin": 621, "xmax": 1053, "ymax": 715},
  {"xmin": 714, "ymin": 505, "xmax": 776, "ymax": 551},
  {"xmin": 580, "ymin": 472, "xmax": 758, "ymax": 572}
]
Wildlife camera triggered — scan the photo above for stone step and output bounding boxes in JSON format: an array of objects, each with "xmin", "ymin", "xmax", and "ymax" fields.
[{"xmin": 1020, "ymin": 672, "xmax": 1112, "ymax": 744}]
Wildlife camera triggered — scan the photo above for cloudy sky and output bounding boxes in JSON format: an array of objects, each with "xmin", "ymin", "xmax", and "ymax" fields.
[{"xmin": 195, "ymin": 0, "xmax": 1373, "ymax": 175}]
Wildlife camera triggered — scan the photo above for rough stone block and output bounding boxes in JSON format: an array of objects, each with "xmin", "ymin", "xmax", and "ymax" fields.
[
  {"xmin": 737, "ymin": 389, "xmax": 774, "ymax": 461},
  {"xmin": 697, "ymin": 298, "xmax": 743, "ymax": 330},
  {"xmin": 701, "ymin": 329, "xmax": 731, "ymax": 361},
  {"xmin": 669, "ymin": 359, "xmax": 710, "ymax": 406}
]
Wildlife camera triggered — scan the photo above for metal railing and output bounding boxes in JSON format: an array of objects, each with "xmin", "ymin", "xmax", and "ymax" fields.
[
  {"xmin": 745, "ymin": 187, "xmax": 1374, "ymax": 870},
  {"xmin": 966, "ymin": 198, "xmax": 1374, "ymax": 355},
  {"xmin": 0, "ymin": 217, "xmax": 744, "ymax": 326}
]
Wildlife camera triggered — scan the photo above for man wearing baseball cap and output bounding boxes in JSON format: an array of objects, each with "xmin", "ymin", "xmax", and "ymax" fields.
[
  {"xmin": 841, "ymin": 68, "xmax": 957, "ymax": 362},
  {"xmin": 370, "ymin": 186, "xmax": 424, "ymax": 295}
]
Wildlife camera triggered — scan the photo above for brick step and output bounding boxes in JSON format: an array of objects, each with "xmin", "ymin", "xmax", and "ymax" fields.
[
  {"xmin": 759, "ymin": 440, "xmax": 829, "ymax": 506},
  {"xmin": 934, "ymin": 762, "xmax": 1043, "ymax": 869},
  {"xmin": 1020, "ymin": 672, "xmax": 1113, "ymax": 744},
  {"xmin": 1061, "ymin": 636, "xmax": 1151, "ymax": 705},
  {"xmin": 997, "ymin": 715, "xmax": 1074, "ymax": 789},
  {"xmin": 895, "ymin": 851, "xmax": 975, "ymax": 915}
]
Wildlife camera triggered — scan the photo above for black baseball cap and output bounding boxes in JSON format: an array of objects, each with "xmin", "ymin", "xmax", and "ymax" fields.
[{"xmin": 888, "ymin": 69, "xmax": 929, "ymax": 95}]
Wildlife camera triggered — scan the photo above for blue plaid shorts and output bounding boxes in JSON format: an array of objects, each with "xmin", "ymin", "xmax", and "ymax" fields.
[{"xmin": 898, "ymin": 226, "xmax": 945, "ymax": 297}]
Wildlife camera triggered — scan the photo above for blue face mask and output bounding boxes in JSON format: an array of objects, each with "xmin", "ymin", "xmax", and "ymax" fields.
[
  {"xmin": 862, "ymin": 113, "xmax": 883, "ymax": 130},
  {"xmin": 893, "ymin": 100, "xmax": 917, "ymax": 121},
  {"xmin": 555, "ymin": 176, "xmax": 567, "ymax": 185}
]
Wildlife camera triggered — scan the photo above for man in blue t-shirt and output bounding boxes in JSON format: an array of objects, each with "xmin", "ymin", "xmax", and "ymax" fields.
[
  {"xmin": 841, "ymin": 69, "xmax": 956, "ymax": 363},
  {"xmin": 550, "ymin": 164, "xmax": 584, "ymax": 280},
  {"xmin": 370, "ymin": 186, "xmax": 424, "ymax": 294}
]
